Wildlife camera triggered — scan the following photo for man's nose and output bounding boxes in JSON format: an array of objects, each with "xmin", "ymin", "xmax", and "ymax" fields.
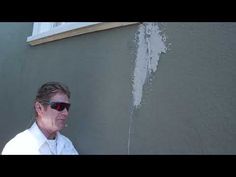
[{"xmin": 61, "ymin": 108, "xmax": 69, "ymax": 115}]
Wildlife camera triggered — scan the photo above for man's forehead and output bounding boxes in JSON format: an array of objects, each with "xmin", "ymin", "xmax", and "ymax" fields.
[{"xmin": 50, "ymin": 93, "xmax": 69, "ymax": 102}]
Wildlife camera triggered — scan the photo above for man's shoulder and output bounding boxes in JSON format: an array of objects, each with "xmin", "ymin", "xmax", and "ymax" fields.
[
  {"xmin": 2, "ymin": 129, "xmax": 35, "ymax": 154},
  {"xmin": 6, "ymin": 129, "xmax": 31, "ymax": 144}
]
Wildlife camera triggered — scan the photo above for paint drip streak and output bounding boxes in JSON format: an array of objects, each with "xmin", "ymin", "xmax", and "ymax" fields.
[{"xmin": 128, "ymin": 23, "xmax": 168, "ymax": 154}]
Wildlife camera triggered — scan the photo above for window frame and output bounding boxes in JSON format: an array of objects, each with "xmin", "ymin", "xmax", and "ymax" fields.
[{"xmin": 27, "ymin": 22, "xmax": 139, "ymax": 46}]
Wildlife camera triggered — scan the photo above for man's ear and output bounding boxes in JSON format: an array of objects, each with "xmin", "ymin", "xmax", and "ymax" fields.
[{"xmin": 35, "ymin": 102, "xmax": 44, "ymax": 117}]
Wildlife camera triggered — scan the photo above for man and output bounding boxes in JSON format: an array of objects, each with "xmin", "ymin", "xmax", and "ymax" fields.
[{"xmin": 2, "ymin": 81, "xmax": 79, "ymax": 155}]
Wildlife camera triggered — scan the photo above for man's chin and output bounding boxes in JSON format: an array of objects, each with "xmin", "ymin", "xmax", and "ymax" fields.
[{"xmin": 57, "ymin": 122, "xmax": 66, "ymax": 130}]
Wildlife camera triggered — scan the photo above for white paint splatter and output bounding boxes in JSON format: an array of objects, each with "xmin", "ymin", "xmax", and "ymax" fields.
[
  {"xmin": 132, "ymin": 22, "xmax": 167, "ymax": 108},
  {"xmin": 128, "ymin": 23, "xmax": 168, "ymax": 154}
]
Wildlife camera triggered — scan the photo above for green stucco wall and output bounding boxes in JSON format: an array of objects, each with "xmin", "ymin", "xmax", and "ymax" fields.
[{"xmin": 0, "ymin": 22, "xmax": 236, "ymax": 154}]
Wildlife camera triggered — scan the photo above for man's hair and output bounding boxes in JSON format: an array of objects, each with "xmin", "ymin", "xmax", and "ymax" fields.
[{"xmin": 34, "ymin": 81, "xmax": 71, "ymax": 116}]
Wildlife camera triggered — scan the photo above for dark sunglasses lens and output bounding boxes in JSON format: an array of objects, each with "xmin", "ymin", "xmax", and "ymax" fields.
[
  {"xmin": 51, "ymin": 103, "xmax": 70, "ymax": 111},
  {"xmin": 64, "ymin": 103, "xmax": 70, "ymax": 111}
]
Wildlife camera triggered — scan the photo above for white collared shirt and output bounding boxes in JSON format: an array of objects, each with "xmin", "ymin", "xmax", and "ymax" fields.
[{"xmin": 2, "ymin": 122, "xmax": 79, "ymax": 155}]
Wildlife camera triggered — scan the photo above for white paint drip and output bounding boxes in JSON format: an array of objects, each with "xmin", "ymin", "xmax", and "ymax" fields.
[
  {"xmin": 128, "ymin": 22, "xmax": 168, "ymax": 154},
  {"xmin": 132, "ymin": 22, "xmax": 167, "ymax": 108}
]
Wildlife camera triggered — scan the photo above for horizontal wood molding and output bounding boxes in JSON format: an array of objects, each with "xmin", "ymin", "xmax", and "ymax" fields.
[{"xmin": 27, "ymin": 22, "xmax": 139, "ymax": 46}]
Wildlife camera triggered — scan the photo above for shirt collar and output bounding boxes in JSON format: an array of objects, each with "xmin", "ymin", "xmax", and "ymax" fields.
[
  {"xmin": 29, "ymin": 122, "xmax": 67, "ymax": 154},
  {"xmin": 29, "ymin": 122, "xmax": 58, "ymax": 148}
]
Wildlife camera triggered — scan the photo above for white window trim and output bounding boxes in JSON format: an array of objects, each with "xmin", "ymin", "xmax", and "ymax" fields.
[{"xmin": 27, "ymin": 22, "xmax": 139, "ymax": 46}]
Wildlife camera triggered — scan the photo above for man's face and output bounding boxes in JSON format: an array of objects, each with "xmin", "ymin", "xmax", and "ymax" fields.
[{"xmin": 41, "ymin": 92, "xmax": 70, "ymax": 133}]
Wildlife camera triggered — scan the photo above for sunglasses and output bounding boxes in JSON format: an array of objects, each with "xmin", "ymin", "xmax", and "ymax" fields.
[{"xmin": 48, "ymin": 102, "xmax": 71, "ymax": 112}]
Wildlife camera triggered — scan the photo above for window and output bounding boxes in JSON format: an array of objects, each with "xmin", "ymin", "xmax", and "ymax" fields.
[{"xmin": 27, "ymin": 22, "xmax": 139, "ymax": 46}]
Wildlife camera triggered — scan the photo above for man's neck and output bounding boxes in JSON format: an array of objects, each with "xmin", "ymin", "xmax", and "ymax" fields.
[{"xmin": 36, "ymin": 121, "xmax": 57, "ymax": 140}]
